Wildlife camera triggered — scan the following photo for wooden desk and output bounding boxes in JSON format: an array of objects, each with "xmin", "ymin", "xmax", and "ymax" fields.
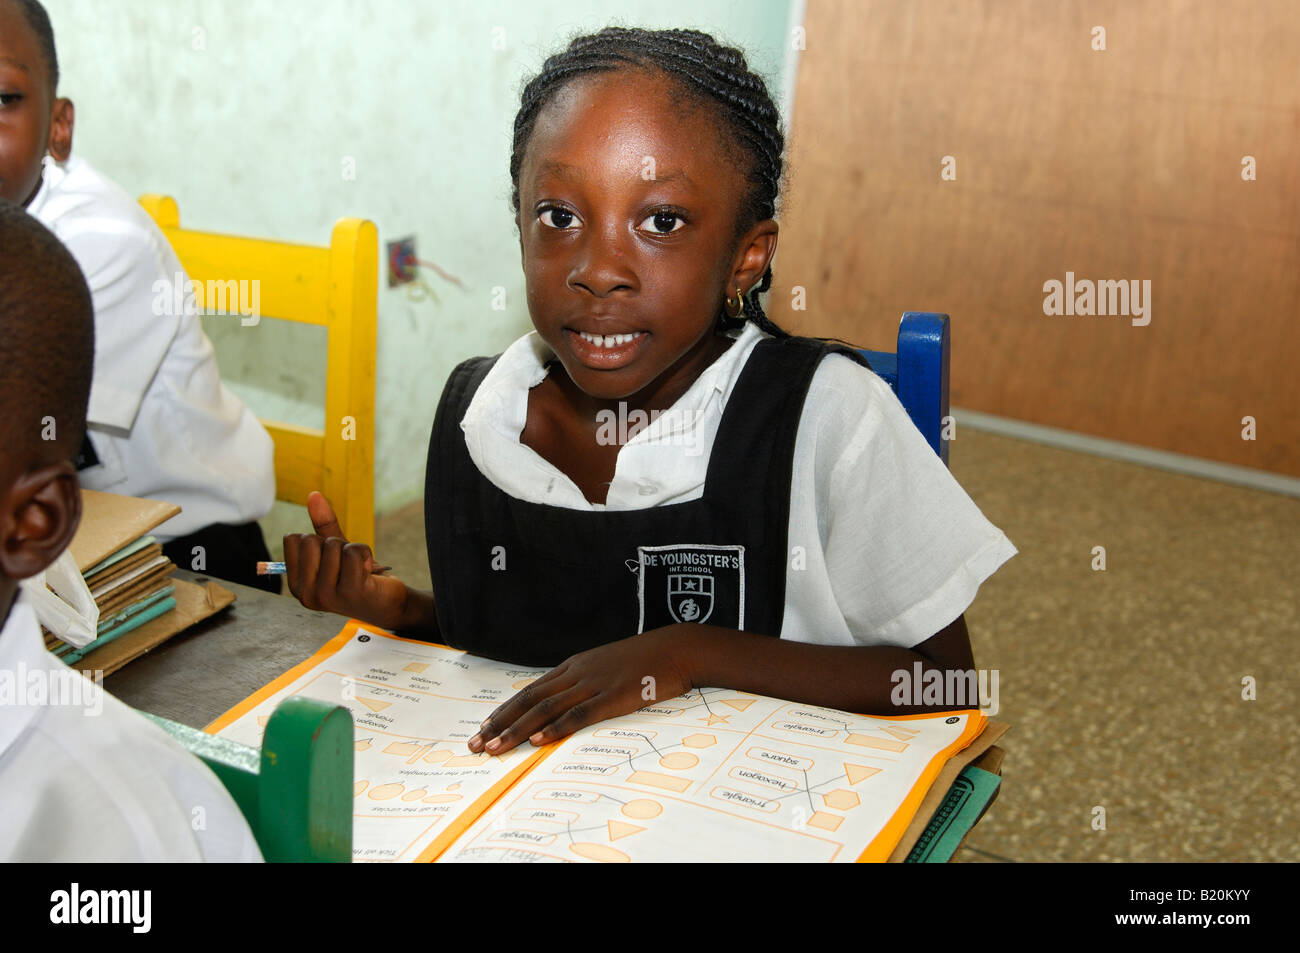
[{"xmin": 104, "ymin": 570, "xmax": 348, "ymax": 729}]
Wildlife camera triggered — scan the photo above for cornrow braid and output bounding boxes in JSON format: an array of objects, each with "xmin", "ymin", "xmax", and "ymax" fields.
[{"xmin": 510, "ymin": 26, "xmax": 791, "ymax": 338}]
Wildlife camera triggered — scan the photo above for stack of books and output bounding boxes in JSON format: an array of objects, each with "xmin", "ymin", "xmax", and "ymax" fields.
[{"xmin": 46, "ymin": 490, "xmax": 235, "ymax": 674}]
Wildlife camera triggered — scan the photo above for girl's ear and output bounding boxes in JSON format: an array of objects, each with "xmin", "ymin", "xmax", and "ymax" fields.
[
  {"xmin": 0, "ymin": 463, "xmax": 82, "ymax": 581},
  {"xmin": 731, "ymin": 219, "xmax": 779, "ymax": 294},
  {"xmin": 47, "ymin": 98, "xmax": 75, "ymax": 162}
]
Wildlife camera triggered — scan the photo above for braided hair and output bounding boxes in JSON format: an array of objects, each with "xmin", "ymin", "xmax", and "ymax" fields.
[{"xmin": 509, "ymin": 26, "xmax": 791, "ymax": 338}]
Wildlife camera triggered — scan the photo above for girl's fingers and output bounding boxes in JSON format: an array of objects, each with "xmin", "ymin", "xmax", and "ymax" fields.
[
  {"xmin": 282, "ymin": 534, "xmax": 302, "ymax": 599},
  {"xmin": 292, "ymin": 535, "xmax": 323, "ymax": 608},
  {"xmin": 479, "ymin": 664, "xmax": 569, "ymax": 731},
  {"xmin": 528, "ymin": 693, "xmax": 607, "ymax": 748},
  {"xmin": 474, "ymin": 676, "xmax": 556, "ymax": 749},
  {"xmin": 314, "ymin": 536, "xmax": 344, "ymax": 608},
  {"xmin": 472, "ymin": 679, "xmax": 590, "ymax": 755},
  {"xmin": 306, "ymin": 491, "xmax": 346, "ymax": 540},
  {"xmin": 339, "ymin": 542, "xmax": 374, "ymax": 597}
]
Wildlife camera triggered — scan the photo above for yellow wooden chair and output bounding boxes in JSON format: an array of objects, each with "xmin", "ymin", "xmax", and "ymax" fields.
[{"xmin": 139, "ymin": 196, "xmax": 378, "ymax": 548}]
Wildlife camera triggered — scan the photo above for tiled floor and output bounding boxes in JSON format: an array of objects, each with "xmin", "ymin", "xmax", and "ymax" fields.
[
  {"xmin": 267, "ymin": 428, "xmax": 1300, "ymax": 862},
  {"xmin": 941, "ymin": 430, "xmax": 1298, "ymax": 862}
]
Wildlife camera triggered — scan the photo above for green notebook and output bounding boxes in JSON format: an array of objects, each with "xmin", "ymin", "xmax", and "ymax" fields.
[
  {"xmin": 82, "ymin": 535, "xmax": 158, "ymax": 577},
  {"xmin": 94, "ymin": 585, "xmax": 176, "ymax": 633},
  {"xmin": 57, "ymin": 595, "xmax": 178, "ymax": 666},
  {"xmin": 905, "ymin": 765, "xmax": 1002, "ymax": 863}
]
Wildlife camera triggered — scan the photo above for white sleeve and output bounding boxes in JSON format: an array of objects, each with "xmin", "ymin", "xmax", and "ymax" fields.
[
  {"xmin": 815, "ymin": 355, "xmax": 1017, "ymax": 649},
  {"xmin": 55, "ymin": 219, "xmax": 181, "ymax": 431},
  {"xmin": 134, "ymin": 717, "xmax": 266, "ymax": 863},
  {"xmin": 3, "ymin": 701, "xmax": 264, "ymax": 863}
]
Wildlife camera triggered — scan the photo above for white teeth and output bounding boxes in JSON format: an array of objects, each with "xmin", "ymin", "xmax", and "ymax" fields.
[{"xmin": 578, "ymin": 331, "xmax": 641, "ymax": 348}]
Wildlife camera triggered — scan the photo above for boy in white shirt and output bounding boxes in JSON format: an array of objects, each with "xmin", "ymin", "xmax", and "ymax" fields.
[
  {"xmin": 0, "ymin": 200, "xmax": 262, "ymax": 862},
  {"xmin": 1, "ymin": 0, "xmax": 279, "ymax": 592}
]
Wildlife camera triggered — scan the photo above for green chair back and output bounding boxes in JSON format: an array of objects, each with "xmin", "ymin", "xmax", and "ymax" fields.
[{"xmin": 143, "ymin": 696, "xmax": 353, "ymax": 862}]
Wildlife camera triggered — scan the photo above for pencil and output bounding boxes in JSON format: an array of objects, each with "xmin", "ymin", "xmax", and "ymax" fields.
[{"xmin": 257, "ymin": 561, "xmax": 392, "ymax": 576}]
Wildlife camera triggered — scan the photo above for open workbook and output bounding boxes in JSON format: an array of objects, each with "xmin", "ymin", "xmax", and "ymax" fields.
[{"xmin": 208, "ymin": 621, "xmax": 999, "ymax": 863}]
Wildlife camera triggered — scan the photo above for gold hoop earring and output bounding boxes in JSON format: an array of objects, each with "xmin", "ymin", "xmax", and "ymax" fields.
[{"xmin": 726, "ymin": 287, "xmax": 745, "ymax": 317}]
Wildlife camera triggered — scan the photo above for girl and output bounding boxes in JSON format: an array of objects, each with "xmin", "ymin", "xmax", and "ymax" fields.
[{"xmin": 284, "ymin": 27, "xmax": 1016, "ymax": 758}]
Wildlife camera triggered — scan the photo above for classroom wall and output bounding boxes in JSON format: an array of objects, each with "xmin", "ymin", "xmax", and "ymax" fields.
[
  {"xmin": 43, "ymin": 0, "xmax": 795, "ymax": 529},
  {"xmin": 770, "ymin": 0, "xmax": 1299, "ymax": 477}
]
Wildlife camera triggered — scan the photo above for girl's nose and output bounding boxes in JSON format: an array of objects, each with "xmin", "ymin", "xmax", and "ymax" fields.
[{"xmin": 566, "ymin": 224, "xmax": 638, "ymax": 297}]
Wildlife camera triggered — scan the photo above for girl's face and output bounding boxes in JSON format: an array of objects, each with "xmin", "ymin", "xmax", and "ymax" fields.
[{"xmin": 516, "ymin": 69, "xmax": 776, "ymax": 409}]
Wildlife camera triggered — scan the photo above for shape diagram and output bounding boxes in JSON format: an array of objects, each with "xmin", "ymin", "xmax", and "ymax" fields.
[
  {"xmin": 714, "ymin": 750, "xmax": 885, "ymax": 833},
  {"xmin": 354, "ymin": 779, "xmax": 464, "ymax": 804},
  {"xmin": 489, "ymin": 789, "xmax": 666, "ymax": 863},
  {"xmin": 769, "ymin": 709, "xmax": 923, "ymax": 755},
  {"xmin": 636, "ymin": 688, "xmax": 758, "ymax": 726}
]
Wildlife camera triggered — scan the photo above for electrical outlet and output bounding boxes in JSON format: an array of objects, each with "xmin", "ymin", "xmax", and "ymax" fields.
[{"xmin": 387, "ymin": 236, "xmax": 417, "ymax": 286}]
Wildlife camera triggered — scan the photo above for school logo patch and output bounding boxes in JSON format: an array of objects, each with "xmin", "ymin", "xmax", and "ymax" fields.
[
  {"xmin": 637, "ymin": 545, "xmax": 744, "ymax": 633},
  {"xmin": 668, "ymin": 574, "xmax": 713, "ymax": 623}
]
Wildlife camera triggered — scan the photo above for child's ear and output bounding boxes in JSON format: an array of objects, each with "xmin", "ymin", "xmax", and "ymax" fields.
[
  {"xmin": 0, "ymin": 464, "xmax": 82, "ymax": 581},
  {"xmin": 47, "ymin": 98, "xmax": 75, "ymax": 162},
  {"xmin": 732, "ymin": 219, "xmax": 779, "ymax": 294}
]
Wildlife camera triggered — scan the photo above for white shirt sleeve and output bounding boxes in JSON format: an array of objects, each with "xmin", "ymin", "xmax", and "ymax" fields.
[
  {"xmin": 26, "ymin": 156, "xmax": 277, "ymax": 534},
  {"xmin": 799, "ymin": 354, "xmax": 1017, "ymax": 649},
  {"xmin": 0, "ymin": 596, "xmax": 263, "ymax": 862},
  {"xmin": 54, "ymin": 219, "xmax": 181, "ymax": 431},
  {"xmin": 4, "ymin": 713, "xmax": 264, "ymax": 863}
]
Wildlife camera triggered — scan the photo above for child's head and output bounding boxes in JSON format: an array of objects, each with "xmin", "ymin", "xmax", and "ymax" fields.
[
  {"xmin": 510, "ymin": 27, "xmax": 788, "ymax": 403},
  {"xmin": 0, "ymin": 0, "xmax": 73, "ymax": 206},
  {"xmin": 0, "ymin": 200, "xmax": 94, "ymax": 621}
]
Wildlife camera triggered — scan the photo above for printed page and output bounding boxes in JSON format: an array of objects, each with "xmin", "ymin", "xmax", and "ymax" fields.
[
  {"xmin": 208, "ymin": 622, "xmax": 549, "ymax": 862},
  {"xmin": 441, "ymin": 689, "xmax": 985, "ymax": 863}
]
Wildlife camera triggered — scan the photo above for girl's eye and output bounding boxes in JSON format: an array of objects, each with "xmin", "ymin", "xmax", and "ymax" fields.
[
  {"xmin": 0, "ymin": 93, "xmax": 22, "ymax": 106},
  {"xmin": 539, "ymin": 207, "xmax": 577, "ymax": 229},
  {"xmin": 641, "ymin": 210, "xmax": 685, "ymax": 234}
]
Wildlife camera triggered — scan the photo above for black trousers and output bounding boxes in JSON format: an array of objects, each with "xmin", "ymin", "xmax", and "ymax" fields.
[{"xmin": 161, "ymin": 521, "xmax": 283, "ymax": 594}]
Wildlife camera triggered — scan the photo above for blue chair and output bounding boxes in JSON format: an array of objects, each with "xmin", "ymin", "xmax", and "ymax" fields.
[
  {"xmin": 860, "ymin": 312, "xmax": 951, "ymax": 467},
  {"xmin": 861, "ymin": 312, "xmax": 1008, "ymax": 863}
]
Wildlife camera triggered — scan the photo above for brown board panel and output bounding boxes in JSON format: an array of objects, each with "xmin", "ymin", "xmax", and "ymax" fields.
[{"xmin": 772, "ymin": 0, "xmax": 1299, "ymax": 475}]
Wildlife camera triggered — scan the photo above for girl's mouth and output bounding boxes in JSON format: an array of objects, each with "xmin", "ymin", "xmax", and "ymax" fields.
[{"xmin": 566, "ymin": 329, "xmax": 648, "ymax": 369}]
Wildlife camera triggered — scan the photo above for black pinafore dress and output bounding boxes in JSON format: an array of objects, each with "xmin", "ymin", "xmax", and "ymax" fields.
[{"xmin": 423, "ymin": 336, "xmax": 871, "ymax": 666}]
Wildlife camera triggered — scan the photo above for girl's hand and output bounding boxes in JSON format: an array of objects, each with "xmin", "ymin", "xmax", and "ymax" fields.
[
  {"xmin": 283, "ymin": 491, "xmax": 412, "ymax": 631},
  {"xmin": 468, "ymin": 627, "xmax": 695, "ymax": 755}
]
